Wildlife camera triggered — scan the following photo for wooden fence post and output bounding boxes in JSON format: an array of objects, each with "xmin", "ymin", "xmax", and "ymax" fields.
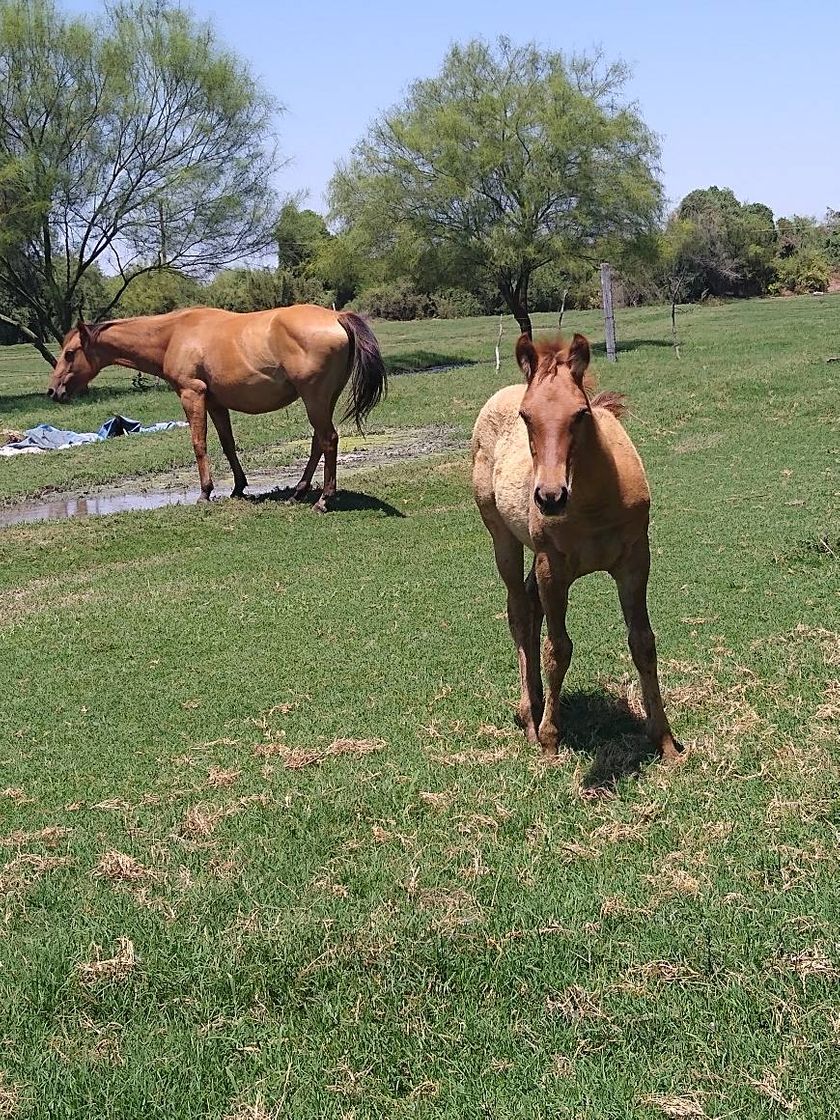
[{"xmin": 600, "ymin": 262, "xmax": 617, "ymax": 362}]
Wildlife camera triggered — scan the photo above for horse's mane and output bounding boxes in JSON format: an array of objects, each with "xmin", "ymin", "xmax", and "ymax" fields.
[
  {"xmin": 532, "ymin": 335, "xmax": 628, "ymax": 417},
  {"xmin": 589, "ymin": 390, "xmax": 628, "ymax": 418}
]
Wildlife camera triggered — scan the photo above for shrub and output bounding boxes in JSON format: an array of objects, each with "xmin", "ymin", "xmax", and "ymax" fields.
[
  {"xmin": 350, "ymin": 280, "xmax": 433, "ymax": 320},
  {"xmin": 775, "ymin": 249, "xmax": 831, "ymax": 294},
  {"xmin": 431, "ymin": 288, "xmax": 482, "ymax": 318}
]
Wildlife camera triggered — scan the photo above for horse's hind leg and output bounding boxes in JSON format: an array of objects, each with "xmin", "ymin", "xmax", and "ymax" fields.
[
  {"xmin": 207, "ymin": 398, "xmax": 248, "ymax": 498},
  {"xmin": 612, "ymin": 536, "xmax": 682, "ymax": 761},
  {"xmin": 488, "ymin": 523, "xmax": 543, "ymax": 743},
  {"xmin": 292, "ymin": 433, "xmax": 323, "ymax": 500},
  {"xmin": 301, "ymin": 391, "xmax": 341, "ymax": 514}
]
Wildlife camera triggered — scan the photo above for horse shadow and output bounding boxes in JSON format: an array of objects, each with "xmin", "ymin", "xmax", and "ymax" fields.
[
  {"xmin": 245, "ymin": 486, "xmax": 407, "ymax": 518},
  {"xmin": 556, "ymin": 688, "xmax": 658, "ymax": 791}
]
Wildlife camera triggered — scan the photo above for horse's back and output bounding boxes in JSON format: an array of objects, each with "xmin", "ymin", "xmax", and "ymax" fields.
[{"xmin": 472, "ymin": 384, "xmax": 533, "ymax": 547}]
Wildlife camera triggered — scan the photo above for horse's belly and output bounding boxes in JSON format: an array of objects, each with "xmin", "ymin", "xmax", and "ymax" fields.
[{"xmin": 210, "ymin": 371, "xmax": 298, "ymax": 414}]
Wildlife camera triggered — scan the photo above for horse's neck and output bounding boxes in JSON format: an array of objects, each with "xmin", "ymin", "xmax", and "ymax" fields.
[
  {"xmin": 572, "ymin": 416, "xmax": 636, "ymax": 512},
  {"xmin": 94, "ymin": 317, "xmax": 176, "ymax": 377}
]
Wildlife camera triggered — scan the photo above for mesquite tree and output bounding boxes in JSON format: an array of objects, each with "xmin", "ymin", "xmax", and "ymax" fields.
[
  {"xmin": 0, "ymin": 0, "xmax": 282, "ymax": 364},
  {"xmin": 330, "ymin": 38, "xmax": 662, "ymax": 337}
]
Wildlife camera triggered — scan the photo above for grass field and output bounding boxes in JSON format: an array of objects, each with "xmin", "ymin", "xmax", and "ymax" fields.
[{"xmin": 0, "ymin": 296, "xmax": 838, "ymax": 1118}]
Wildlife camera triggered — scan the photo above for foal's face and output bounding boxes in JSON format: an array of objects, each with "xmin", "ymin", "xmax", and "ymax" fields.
[
  {"xmin": 516, "ymin": 333, "xmax": 591, "ymax": 518},
  {"xmin": 47, "ymin": 324, "xmax": 99, "ymax": 402}
]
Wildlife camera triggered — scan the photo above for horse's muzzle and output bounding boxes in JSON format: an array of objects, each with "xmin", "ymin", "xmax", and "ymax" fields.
[{"xmin": 534, "ymin": 485, "xmax": 569, "ymax": 517}]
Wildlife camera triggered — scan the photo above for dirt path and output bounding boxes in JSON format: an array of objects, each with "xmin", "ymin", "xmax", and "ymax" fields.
[{"xmin": 0, "ymin": 425, "xmax": 466, "ymax": 528}]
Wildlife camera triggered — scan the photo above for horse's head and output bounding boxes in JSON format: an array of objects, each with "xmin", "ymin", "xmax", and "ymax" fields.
[
  {"xmin": 516, "ymin": 332, "xmax": 592, "ymax": 518},
  {"xmin": 47, "ymin": 320, "xmax": 101, "ymax": 402}
]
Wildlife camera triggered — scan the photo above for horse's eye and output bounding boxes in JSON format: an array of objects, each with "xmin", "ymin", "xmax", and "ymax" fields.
[
  {"xmin": 65, "ymin": 349, "xmax": 76, "ymax": 361},
  {"xmin": 574, "ymin": 408, "xmax": 588, "ymax": 423}
]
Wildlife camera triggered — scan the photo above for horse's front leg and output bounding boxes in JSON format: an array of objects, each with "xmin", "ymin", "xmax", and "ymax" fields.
[
  {"xmin": 612, "ymin": 535, "xmax": 682, "ymax": 761},
  {"xmin": 178, "ymin": 382, "xmax": 213, "ymax": 501},
  {"xmin": 535, "ymin": 552, "xmax": 572, "ymax": 757}
]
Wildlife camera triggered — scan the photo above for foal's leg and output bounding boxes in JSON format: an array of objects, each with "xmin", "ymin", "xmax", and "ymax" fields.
[
  {"xmin": 206, "ymin": 398, "xmax": 248, "ymax": 498},
  {"xmin": 612, "ymin": 536, "xmax": 681, "ymax": 761},
  {"xmin": 292, "ymin": 433, "xmax": 323, "ymax": 500},
  {"xmin": 489, "ymin": 526, "xmax": 543, "ymax": 743},
  {"xmin": 535, "ymin": 553, "xmax": 572, "ymax": 757},
  {"xmin": 178, "ymin": 381, "xmax": 213, "ymax": 501}
]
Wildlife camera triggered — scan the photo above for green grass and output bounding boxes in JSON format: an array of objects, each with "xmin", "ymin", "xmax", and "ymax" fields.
[{"xmin": 0, "ymin": 296, "xmax": 838, "ymax": 1118}]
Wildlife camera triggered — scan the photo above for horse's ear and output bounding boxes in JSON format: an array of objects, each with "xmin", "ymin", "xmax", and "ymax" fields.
[
  {"xmin": 77, "ymin": 318, "xmax": 90, "ymax": 348},
  {"xmin": 516, "ymin": 334, "xmax": 538, "ymax": 382},
  {"xmin": 567, "ymin": 333, "xmax": 590, "ymax": 384}
]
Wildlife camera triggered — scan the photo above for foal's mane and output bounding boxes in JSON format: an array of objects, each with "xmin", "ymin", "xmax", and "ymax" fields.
[{"xmin": 532, "ymin": 336, "xmax": 628, "ymax": 419}]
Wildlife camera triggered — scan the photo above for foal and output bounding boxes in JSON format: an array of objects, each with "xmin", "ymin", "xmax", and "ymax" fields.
[{"xmin": 472, "ymin": 333, "xmax": 680, "ymax": 761}]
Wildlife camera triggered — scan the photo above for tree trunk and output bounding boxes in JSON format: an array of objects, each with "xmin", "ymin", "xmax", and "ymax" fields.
[
  {"xmin": 499, "ymin": 274, "xmax": 533, "ymax": 339},
  {"xmin": 0, "ymin": 314, "xmax": 57, "ymax": 367}
]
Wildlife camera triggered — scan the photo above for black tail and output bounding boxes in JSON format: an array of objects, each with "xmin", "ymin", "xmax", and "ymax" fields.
[{"xmin": 338, "ymin": 311, "xmax": 387, "ymax": 430}]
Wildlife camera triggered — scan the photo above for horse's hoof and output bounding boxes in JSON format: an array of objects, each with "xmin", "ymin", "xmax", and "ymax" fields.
[
  {"xmin": 231, "ymin": 486, "xmax": 247, "ymax": 499},
  {"xmin": 312, "ymin": 499, "xmax": 329, "ymax": 514},
  {"xmin": 292, "ymin": 484, "xmax": 311, "ymax": 502},
  {"xmin": 196, "ymin": 494, "xmax": 212, "ymax": 504}
]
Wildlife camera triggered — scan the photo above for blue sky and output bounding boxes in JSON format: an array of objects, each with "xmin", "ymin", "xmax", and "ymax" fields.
[{"xmin": 69, "ymin": 0, "xmax": 839, "ymax": 219}]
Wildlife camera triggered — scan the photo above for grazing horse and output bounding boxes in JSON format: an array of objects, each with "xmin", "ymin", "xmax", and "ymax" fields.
[
  {"xmin": 47, "ymin": 305, "xmax": 387, "ymax": 511},
  {"xmin": 472, "ymin": 332, "xmax": 680, "ymax": 761}
]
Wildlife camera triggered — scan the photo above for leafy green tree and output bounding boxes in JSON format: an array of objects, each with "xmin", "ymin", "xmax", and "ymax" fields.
[
  {"xmin": 329, "ymin": 38, "xmax": 662, "ymax": 336},
  {"xmin": 107, "ymin": 269, "xmax": 202, "ymax": 317},
  {"xmin": 275, "ymin": 202, "xmax": 330, "ymax": 272},
  {"xmin": 676, "ymin": 187, "xmax": 776, "ymax": 298},
  {"xmin": 0, "ymin": 0, "xmax": 281, "ymax": 364}
]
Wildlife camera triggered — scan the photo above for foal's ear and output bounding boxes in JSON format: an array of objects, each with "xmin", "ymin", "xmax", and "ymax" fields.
[
  {"xmin": 567, "ymin": 333, "xmax": 590, "ymax": 384},
  {"xmin": 516, "ymin": 334, "xmax": 538, "ymax": 382},
  {"xmin": 77, "ymin": 318, "xmax": 90, "ymax": 348}
]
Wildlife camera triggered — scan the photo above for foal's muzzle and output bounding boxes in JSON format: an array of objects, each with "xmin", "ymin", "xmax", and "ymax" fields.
[{"xmin": 534, "ymin": 485, "xmax": 569, "ymax": 516}]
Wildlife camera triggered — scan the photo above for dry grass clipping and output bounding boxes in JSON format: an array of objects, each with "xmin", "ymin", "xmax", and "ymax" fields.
[
  {"xmin": 256, "ymin": 737, "xmax": 386, "ymax": 770},
  {"xmin": 92, "ymin": 850, "xmax": 157, "ymax": 884},
  {"xmin": 0, "ymin": 825, "xmax": 70, "ymax": 848},
  {"xmin": 76, "ymin": 937, "xmax": 137, "ymax": 985},
  {"xmin": 640, "ymin": 1093, "xmax": 706, "ymax": 1118}
]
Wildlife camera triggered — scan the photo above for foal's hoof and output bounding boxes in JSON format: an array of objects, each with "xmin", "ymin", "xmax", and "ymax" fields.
[{"xmin": 659, "ymin": 737, "xmax": 686, "ymax": 764}]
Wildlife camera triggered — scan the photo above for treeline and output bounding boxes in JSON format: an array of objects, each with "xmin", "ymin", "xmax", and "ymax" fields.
[{"xmin": 0, "ymin": 9, "xmax": 837, "ymax": 362}]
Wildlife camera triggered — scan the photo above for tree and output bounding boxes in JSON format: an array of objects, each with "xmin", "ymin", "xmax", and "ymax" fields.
[
  {"xmin": 329, "ymin": 38, "xmax": 662, "ymax": 336},
  {"xmin": 675, "ymin": 187, "xmax": 776, "ymax": 298},
  {"xmin": 275, "ymin": 202, "xmax": 329, "ymax": 272},
  {"xmin": 0, "ymin": 0, "xmax": 281, "ymax": 364}
]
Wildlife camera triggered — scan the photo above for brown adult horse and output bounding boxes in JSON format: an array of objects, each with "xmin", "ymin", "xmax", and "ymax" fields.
[
  {"xmin": 472, "ymin": 332, "xmax": 680, "ymax": 762},
  {"xmin": 47, "ymin": 304, "xmax": 387, "ymax": 511}
]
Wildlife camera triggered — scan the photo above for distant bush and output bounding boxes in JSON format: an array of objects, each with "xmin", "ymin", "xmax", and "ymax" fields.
[
  {"xmin": 431, "ymin": 288, "xmax": 482, "ymax": 318},
  {"xmin": 775, "ymin": 249, "xmax": 831, "ymax": 294},
  {"xmin": 350, "ymin": 281, "xmax": 433, "ymax": 320}
]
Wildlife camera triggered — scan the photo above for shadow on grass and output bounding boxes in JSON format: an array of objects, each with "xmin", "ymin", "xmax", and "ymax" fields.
[
  {"xmin": 386, "ymin": 350, "xmax": 479, "ymax": 376},
  {"xmin": 558, "ymin": 688, "xmax": 657, "ymax": 791},
  {"xmin": 246, "ymin": 486, "xmax": 406, "ymax": 518},
  {"xmin": 1, "ymin": 383, "xmax": 168, "ymax": 418},
  {"xmin": 590, "ymin": 339, "xmax": 674, "ymax": 357}
]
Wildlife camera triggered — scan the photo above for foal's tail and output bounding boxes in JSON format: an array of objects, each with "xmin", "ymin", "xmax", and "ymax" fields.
[{"xmin": 337, "ymin": 311, "xmax": 388, "ymax": 430}]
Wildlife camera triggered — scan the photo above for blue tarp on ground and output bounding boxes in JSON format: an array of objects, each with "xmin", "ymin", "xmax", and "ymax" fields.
[{"xmin": 1, "ymin": 415, "xmax": 187, "ymax": 457}]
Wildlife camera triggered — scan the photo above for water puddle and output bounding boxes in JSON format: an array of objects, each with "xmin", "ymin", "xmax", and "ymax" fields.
[
  {"xmin": 0, "ymin": 485, "xmax": 201, "ymax": 527},
  {"xmin": 0, "ymin": 425, "xmax": 465, "ymax": 529}
]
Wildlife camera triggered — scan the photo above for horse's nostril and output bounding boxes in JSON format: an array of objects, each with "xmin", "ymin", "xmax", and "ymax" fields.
[{"xmin": 46, "ymin": 387, "xmax": 54, "ymax": 398}]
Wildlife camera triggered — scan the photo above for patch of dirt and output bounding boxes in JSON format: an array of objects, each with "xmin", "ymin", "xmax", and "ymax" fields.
[{"xmin": 0, "ymin": 424, "xmax": 465, "ymax": 528}]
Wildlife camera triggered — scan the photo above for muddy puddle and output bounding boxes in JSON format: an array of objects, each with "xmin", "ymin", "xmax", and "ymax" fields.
[{"xmin": 1, "ymin": 425, "xmax": 464, "ymax": 529}]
